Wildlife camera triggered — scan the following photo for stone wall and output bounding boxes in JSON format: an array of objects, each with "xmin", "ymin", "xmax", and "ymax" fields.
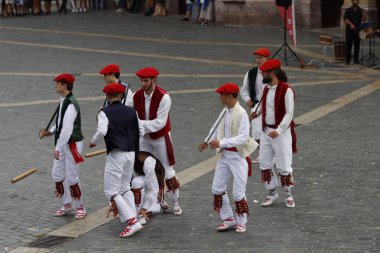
[
  {"xmin": 213, "ymin": 0, "xmax": 322, "ymax": 29},
  {"xmin": 108, "ymin": 0, "xmax": 379, "ymax": 29}
]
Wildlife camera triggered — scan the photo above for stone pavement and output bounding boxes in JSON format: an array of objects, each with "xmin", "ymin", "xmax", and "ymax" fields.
[{"xmin": 0, "ymin": 10, "xmax": 379, "ymax": 253}]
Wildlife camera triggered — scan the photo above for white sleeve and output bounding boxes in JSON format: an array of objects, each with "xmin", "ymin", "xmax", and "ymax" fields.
[
  {"xmin": 142, "ymin": 157, "xmax": 159, "ymax": 211},
  {"xmin": 252, "ymin": 102, "xmax": 262, "ymax": 115},
  {"xmin": 140, "ymin": 94, "xmax": 171, "ymax": 134},
  {"xmin": 125, "ymin": 92, "xmax": 135, "ymax": 108},
  {"xmin": 91, "ymin": 111, "xmax": 109, "ymax": 144},
  {"xmin": 220, "ymin": 112, "xmax": 250, "ymax": 148},
  {"xmin": 124, "ymin": 88, "xmax": 133, "ymax": 104},
  {"xmin": 137, "ymin": 114, "xmax": 145, "ymax": 137},
  {"xmin": 240, "ymin": 71, "xmax": 251, "ymax": 102},
  {"xmin": 252, "ymin": 87, "xmax": 264, "ymax": 115},
  {"xmin": 276, "ymin": 89, "xmax": 294, "ymax": 135},
  {"xmin": 49, "ymin": 125, "xmax": 56, "ymax": 134},
  {"xmin": 55, "ymin": 104, "xmax": 77, "ymax": 152}
]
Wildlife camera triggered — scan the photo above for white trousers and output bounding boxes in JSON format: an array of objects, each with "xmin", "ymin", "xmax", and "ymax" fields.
[
  {"xmin": 52, "ymin": 141, "xmax": 83, "ymax": 208},
  {"xmin": 140, "ymin": 134, "xmax": 179, "ymax": 204},
  {"xmin": 212, "ymin": 151, "xmax": 248, "ymax": 225},
  {"xmin": 104, "ymin": 150, "xmax": 136, "ymax": 223},
  {"xmin": 250, "ymin": 108, "xmax": 262, "ymax": 141},
  {"xmin": 131, "ymin": 176, "xmax": 161, "ymax": 213},
  {"xmin": 140, "ymin": 135, "xmax": 176, "ymax": 180},
  {"xmin": 259, "ymin": 127, "xmax": 293, "ymax": 191}
]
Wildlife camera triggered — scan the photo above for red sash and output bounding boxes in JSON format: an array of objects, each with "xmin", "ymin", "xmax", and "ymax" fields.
[
  {"xmin": 69, "ymin": 142, "xmax": 84, "ymax": 164},
  {"xmin": 164, "ymin": 134, "xmax": 175, "ymax": 166}
]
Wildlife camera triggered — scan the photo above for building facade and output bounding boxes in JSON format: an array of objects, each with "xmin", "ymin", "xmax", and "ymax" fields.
[{"xmin": 169, "ymin": 0, "xmax": 380, "ymax": 29}]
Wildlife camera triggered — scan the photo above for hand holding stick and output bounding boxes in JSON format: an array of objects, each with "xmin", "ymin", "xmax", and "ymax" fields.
[
  {"xmin": 249, "ymin": 112, "xmax": 258, "ymax": 121},
  {"xmin": 198, "ymin": 141, "xmax": 209, "ymax": 152},
  {"xmin": 39, "ymin": 129, "xmax": 52, "ymax": 139},
  {"xmin": 39, "ymin": 105, "xmax": 59, "ymax": 139},
  {"xmin": 138, "ymin": 208, "xmax": 150, "ymax": 222},
  {"xmin": 249, "ymin": 98, "xmax": 263, "ymax": 122},
  {"xmin": 106, "ymin": 205, "xmax": 117, "ymax": 219}
]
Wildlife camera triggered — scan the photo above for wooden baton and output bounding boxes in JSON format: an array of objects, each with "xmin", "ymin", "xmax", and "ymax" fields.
[
  {"xmin": 11, "ymin": 168, "xmax": 37, "ymax": 183},
  {"xmin": 85, "ymin": 149, "xmax": 107, "ymax": 158}
]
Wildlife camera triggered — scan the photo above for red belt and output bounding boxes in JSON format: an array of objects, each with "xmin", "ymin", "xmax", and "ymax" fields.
[
  {"xmin": 225, "ymin": 147, "xmax": 238, "ymax": 152},
  {"xmin": 224, "ymin": 147, "xmax": 252, "ymax": 177}
]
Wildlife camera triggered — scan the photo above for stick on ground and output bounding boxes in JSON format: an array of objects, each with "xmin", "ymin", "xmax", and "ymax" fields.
[{"xmin": 11, "ymin": 168, "xmax": 37, "ymax": 183}]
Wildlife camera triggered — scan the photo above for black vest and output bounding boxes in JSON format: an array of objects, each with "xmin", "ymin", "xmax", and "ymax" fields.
[
  {"xmin": 247, "ymin": 67, "xmax": 259, "ymax": 105},
  {"xmin": 55, "ymin": 93, "xmax": 84, "ymax": 145},
  {"xmin": 101, "ymin": 101, "xmax": 140, "ymax": 154},
  {"xmin": 134, "ymin": 151, "xmax": 165, "ymax": 189}
]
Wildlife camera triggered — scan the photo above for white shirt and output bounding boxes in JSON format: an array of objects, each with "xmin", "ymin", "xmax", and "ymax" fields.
[
  {"xmin": 119, "ymin": 80, "xmax": 133, "ymax": 104},
  {"xmin": 241, "ymin": 69, "xmax": 265, "ymax": 103},
  {"xmin": 255, "ymin": 84, "xmax": 294, "ymax": 135},
  {"xmin": 49, "ymin": 97, "xmax": 78, "ymax": 152},
  {"xmin": 91, "ymin": 111, "xmax": 109, "ymax": 145},
  {"xmin": 126, "ymin": 87, "xmax": 171, "ymax": 136},
  {"xmin": 206, "ymin": 107, "xmax": 250, "ymax": 149}
]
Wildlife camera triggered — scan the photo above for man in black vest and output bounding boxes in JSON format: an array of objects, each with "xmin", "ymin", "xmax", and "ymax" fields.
[
  {"xmin": 89, "ymin": 83, "xmax": 143, "ymax": 238},
  {"xmin": 240, "ymin": 48, "xmax": 270, "ymax": 163},
  {"xmin": 344, "ymin": 0, "xmax": 367, "ymax": 65},
  {"xmin": 99, "ymin": 64, "xmax": 133, "ymax": 106},
  {"xmin": 40, "ymin": 73, "xmax": 86, "ymax": 219}
]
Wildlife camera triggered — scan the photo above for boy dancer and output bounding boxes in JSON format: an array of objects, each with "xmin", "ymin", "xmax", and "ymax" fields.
[
  {"xmin": 199, "ymin": 83, "xmax": 258, "ymax": 233},
  {"xmin": 40, "ymin": 73, "xmax": 86, "ymax": 219}
]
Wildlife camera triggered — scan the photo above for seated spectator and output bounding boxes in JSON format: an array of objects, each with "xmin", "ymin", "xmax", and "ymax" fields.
[{"xmin": 153, "ymin": 0, "xmax": 165, "ymax": 16}]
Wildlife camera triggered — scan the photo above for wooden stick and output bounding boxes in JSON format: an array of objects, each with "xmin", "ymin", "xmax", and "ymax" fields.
[
  {"xmin": 11, "ymin": 168, "xmax": 37, "ymax": 183},
  {"xmin": 85, "ymin": 149, "xmax": 107, "ymax": 158}
]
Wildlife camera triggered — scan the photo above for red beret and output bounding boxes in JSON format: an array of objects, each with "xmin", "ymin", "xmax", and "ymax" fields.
[
  {"xmin": 103, "ymin": 83, "xmax": 126, "ymax": 94},
  {"xmin": 136, "ymin": 67, "xmax": 159, "ymax": 78},
  {"xmin": 54, "ymin": 73, "xmax": 75, "ymax": 84},
  {"xmin": 259, "ymin": 59, "xmax": 282, "ymax": 72},
  {"xmin": 253, "ymin": 48, "xmax": 271, "ymax": 57},
  {"xmin": 99, "ymin": 64, "xmax": 120, "ymax": 75},
  {"xmin": 216, "ymin": 83, "xmax": 240, "ymax": 95}
]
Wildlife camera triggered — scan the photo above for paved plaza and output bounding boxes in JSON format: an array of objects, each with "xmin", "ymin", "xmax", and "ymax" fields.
[{"xmin": 0, "ymin": 11, "xmax": 379, "ymax": 253}]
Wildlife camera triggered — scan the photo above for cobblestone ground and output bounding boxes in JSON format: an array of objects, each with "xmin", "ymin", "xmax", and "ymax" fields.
[{"xmin": 0, "ymin": 10, "xmax": 379, "ymax": 253}]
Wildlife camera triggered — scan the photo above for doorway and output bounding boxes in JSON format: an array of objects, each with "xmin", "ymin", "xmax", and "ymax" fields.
[{"xmin": 321, "ymin": 0, "xmax": 344, "ymax": 28}]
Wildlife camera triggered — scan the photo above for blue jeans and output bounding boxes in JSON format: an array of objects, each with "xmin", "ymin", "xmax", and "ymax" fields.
[{"xmin": 95, "ymin": 0, "xmax": 103, "ymax": 9}]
